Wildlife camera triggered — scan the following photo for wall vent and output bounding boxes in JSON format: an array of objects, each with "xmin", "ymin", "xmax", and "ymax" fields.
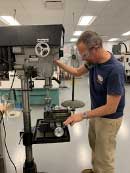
[{"xmin": 44, "ymin": 0, "xmax": 64, "ymax": 9}]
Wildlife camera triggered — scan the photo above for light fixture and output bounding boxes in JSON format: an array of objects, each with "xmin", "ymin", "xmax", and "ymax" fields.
[
  {"xmin": 70, "ymin": 38, "xmax": 78, "ymax": 42},
  {"xmin": 88, "ymin": 0, "xmax": 111, "ymax": 1},
  {"xmin": 0, "ymin": 16, "xmax": 20, "ymax": 25},
  {"xmin": 122, "ymin": 31, "xmax": 130, "ymax": 36},
  {"xmin": 108, "ymin": 38, "xmax": 119, "ymax": 42},
  {"xmin": 78, "ymin": 16, "xmax": 96, "ymax": 26},
  {"xmin": 73, "ymin": 31, "xmax": 83, "ymax": 36}
]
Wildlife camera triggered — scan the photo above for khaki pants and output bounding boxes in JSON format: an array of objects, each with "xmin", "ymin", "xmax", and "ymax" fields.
[{"xmin": 88, "ymin": 117, "xmax": 122, "ymax": 173}]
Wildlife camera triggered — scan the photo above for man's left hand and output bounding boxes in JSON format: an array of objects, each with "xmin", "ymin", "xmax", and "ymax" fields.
[
  {"xmin": 64, "ymin": 112, "xmax": 84, "ymax": 126},
  {"xmin": 0, "ymin": 103, "xmax": 9, "ymax": 113}
]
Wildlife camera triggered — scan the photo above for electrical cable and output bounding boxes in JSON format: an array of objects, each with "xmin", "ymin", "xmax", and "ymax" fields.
[
  {"xmin": 0, "ymin": 111, "xmax": 17, "ymax": 173},
  {"xmin": 0, "ymin": 112, "xmax": 3, "ymax": 124},
  {"xmin": 0, "ymin": 69, "xmax": 17, "ymax": 172}
]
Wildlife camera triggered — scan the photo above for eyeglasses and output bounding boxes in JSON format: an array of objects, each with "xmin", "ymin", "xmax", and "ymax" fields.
[
  {"xmin": 80, "ymin": 50, "xmax": 90, "ymax": 59},
  {"xmin": 79, "ymin": 46, "xmax": 99, "ymax": 59}
]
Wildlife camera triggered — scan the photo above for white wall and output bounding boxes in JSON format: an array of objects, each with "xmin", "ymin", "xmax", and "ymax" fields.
[
  {"xmin": 65, "ymin": 42, "xmax": 118, "ymax": 55},
  {"xmin": 103, "ymin": 40, "xmax": 130, "ymax": 54},
  {"xmin": 103, "ymin": 41, "xmax": 118, "ymax": 52},
  {"xmin": 64, "ymin": 42, "xmax": 117, "ymax": 56}
]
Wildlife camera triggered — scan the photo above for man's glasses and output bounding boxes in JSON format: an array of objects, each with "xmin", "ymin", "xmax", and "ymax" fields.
[
  {"xmin": 79, "ymin": 48, "xmax": 94, "ymax": 59},
  {"xmin": 79, "ymin": 46, "xmax": 99, "ymax": 59},
  {"xmin": 80, "ymin": 50, "xmax": 90, "ymax": 59}
]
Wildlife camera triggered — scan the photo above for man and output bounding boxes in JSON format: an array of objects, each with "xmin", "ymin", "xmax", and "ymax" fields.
[{"xmin": 54, "ymin": 31, "xmax": 125, "ymax": 173}]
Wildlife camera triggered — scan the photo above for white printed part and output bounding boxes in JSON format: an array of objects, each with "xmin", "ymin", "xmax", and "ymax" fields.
[{"xmin": 6, "ymin": 110, "xmax": 22, "ymax": 118}]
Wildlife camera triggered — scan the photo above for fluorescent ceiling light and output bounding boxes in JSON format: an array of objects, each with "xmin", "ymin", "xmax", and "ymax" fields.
[
  {"xmin": 122, "ymin": 31, "xmax": 130, "ymax": 36},
  {"xmin": 70, "ymin": 38, "xmax": 78, "ymax": 42},
  {"xmin": 78, "ymin": 16, "xmax": 96, "ymax": 26},
  {"xmin": 108, "ymin": 38, "xmax": 119, "ymax": 42},
  {"xmin": 73, "ymin": 31, "xmax": 83, "ymax": 36},
  {"xmin": 0, "ymin": 16, "xmax": 20, "ymax": 25},
  {"xmin": 88, "ymin": 0, "xmax": 111, "ymax": 1}
]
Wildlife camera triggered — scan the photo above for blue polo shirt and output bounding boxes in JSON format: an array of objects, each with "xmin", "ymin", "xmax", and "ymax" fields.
[{"xmin": 86, "ymin": 54, "xmax": 125, "ymax": 119}]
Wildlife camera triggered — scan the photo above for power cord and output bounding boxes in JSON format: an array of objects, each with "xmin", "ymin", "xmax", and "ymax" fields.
[
  {"xmin": 0, "ymin": 70, "xmax": 18, "ymax": 172},
  {"xmin": 0, "ymin": 111, "xmax": 18, "ymax": 173},
  {"xmin": 0, "ymin": 113, "xmax": 3, "ymax": 124}
]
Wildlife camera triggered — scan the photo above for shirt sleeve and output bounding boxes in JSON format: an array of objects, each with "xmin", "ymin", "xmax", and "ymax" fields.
[
  {"xmin": 107, "ymin": 67, "xmax": 125, "ymax": 95},
  {"xmin": 84, "ymin": 63, "xmax": 89, "ymax": 70},
  {"xmin": 84, "ymin": 62, "xmax": 93, "ymax": 70}
]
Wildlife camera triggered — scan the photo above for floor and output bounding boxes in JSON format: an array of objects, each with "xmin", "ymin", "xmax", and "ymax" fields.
[{"xmin": 2, "ymin": 75, "xmax": 130, "ymax": 173}]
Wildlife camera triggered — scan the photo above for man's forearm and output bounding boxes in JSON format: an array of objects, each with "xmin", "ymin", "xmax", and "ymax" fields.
[
  {"xmin": 86, "ymin": 104, "xmax": 116, "ymax": 118},
  {"xmin": 55, "ymin": 60, "xmax": 79, "ymax": 76}
]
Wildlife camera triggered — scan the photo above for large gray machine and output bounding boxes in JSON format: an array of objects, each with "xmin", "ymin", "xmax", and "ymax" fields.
[
  {"xmin": 0, "ymin": 25, "xmax": 70, "ymax": 173},
  {"xmin": 112, "ymin": 42, "xmax": 130, "ymax": 82}
]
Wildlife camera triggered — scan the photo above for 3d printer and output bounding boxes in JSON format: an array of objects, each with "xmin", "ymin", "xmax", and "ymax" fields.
[{"xmin": 0, "ymin": 25, "xmax": 71, "ymax": 173}]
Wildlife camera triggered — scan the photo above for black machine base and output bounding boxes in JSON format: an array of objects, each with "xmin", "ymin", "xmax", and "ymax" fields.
[
  {"xmin": 33, "ymin": 119, "xmax": 70, "ymax": 144},
  {"xmin": 23, "ymin": 160, "xmax": 47, "ymax": 173},
  {"xmin": 23, "ymin": 160, "xmax": 37, "ymax": 173}
]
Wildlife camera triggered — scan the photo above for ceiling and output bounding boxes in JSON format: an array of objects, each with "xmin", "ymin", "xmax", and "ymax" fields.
[{"xmin": 0, "ymin": 0, "xmax": 130, "ymax": 43}]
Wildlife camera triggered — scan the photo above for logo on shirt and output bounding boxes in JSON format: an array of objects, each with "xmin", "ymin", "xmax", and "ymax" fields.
[{"xmin": 97, "ymin": 74, "xmax": 103, "ymax": 84}]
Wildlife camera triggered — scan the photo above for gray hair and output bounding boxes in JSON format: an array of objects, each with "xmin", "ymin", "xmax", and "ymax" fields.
[{"xmin": 76, "ymin": 31, "xmax": 103, "ymax": 48}]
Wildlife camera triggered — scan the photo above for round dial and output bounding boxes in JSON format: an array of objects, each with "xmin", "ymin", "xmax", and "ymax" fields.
[{"xmin": 54, "ymin": 127, "xmax": 64, "ymax": 137}]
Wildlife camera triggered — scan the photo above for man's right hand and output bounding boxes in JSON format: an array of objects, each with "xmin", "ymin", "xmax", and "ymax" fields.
[
  {"xmin": 64, "ymin": 112, "xmax": 84, "ymax": 126},
  {"xmin": 53, "ymin": 59, "xmax": 59, "ymax": 64}
]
